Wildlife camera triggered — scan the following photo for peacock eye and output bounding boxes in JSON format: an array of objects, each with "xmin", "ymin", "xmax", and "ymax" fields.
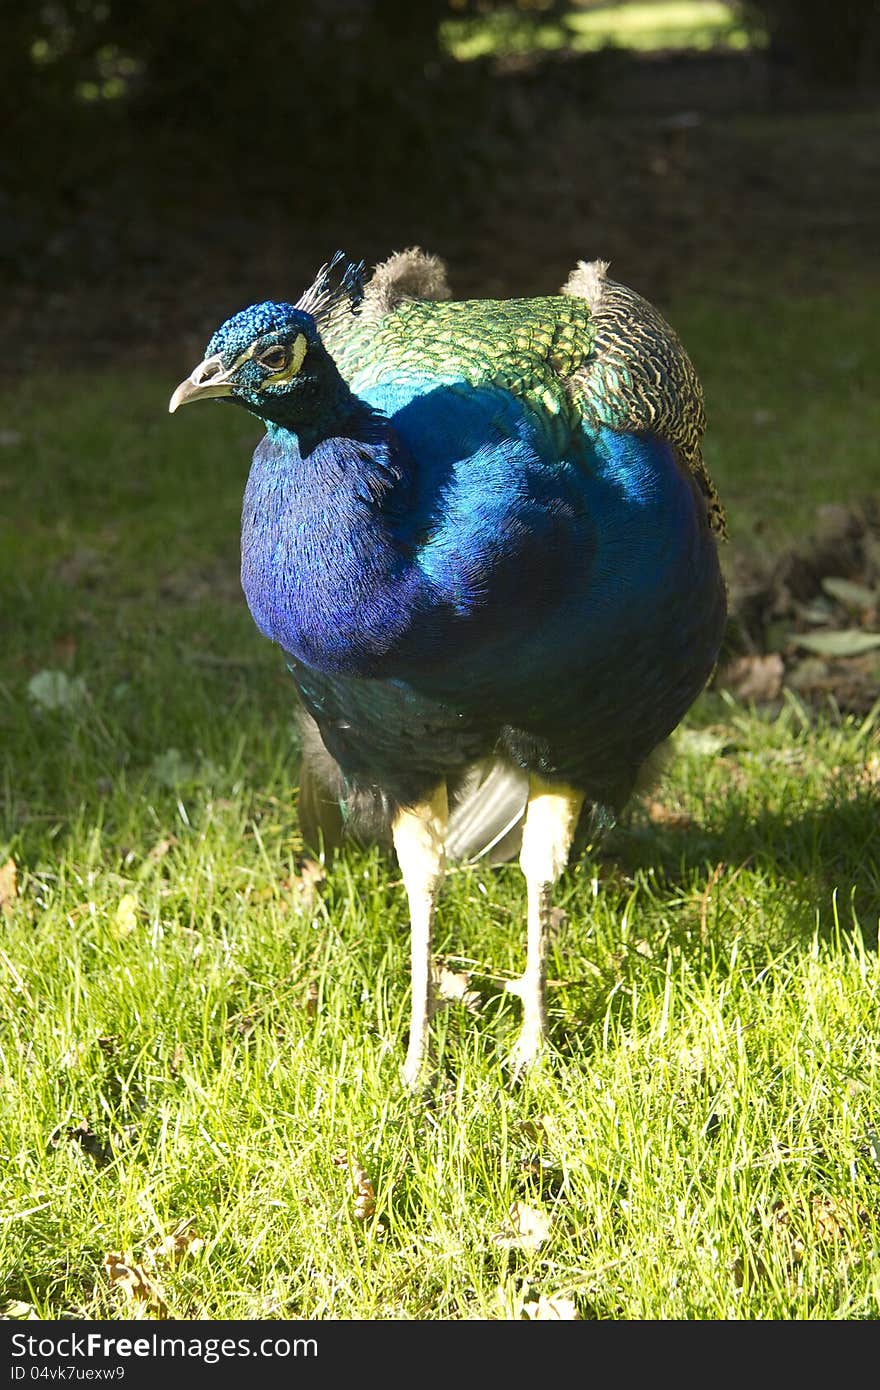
[{"xmin": 259, "ymin": 345, "xmax": 290, "ymax": 372}]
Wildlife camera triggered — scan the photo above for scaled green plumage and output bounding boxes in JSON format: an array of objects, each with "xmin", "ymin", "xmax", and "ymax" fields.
[{"xmin": 322, "ymin": 250, "xmax": 726, "ymax": 537}]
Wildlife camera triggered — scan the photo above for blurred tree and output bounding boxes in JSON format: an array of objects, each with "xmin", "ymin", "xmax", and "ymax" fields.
[
  {"xmin": 1, "ymin": 1, "xmax": 480, "ymax": 219},
  {"xmin": 2, "ymin": 1, "xmax": 571, "ymax": 134},
  {"xmin": 735, "ymin": 0, "xmax": 880, "ymax": 85},
  {"xmin": 2, "ymin": 1, "xmax": 453, "ymax": 130}
]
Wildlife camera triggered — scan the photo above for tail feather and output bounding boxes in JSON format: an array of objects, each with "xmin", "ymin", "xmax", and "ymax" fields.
[
  {"xmin": 296, "ymin": 756, "xmax": 346, "ymax": 859},
  {"xmin": 296, "ymin": 705, "xmax": 528, "ymax": 864},
  {"xmin": 445, "ymin": 761, "xmax": 528, "ymax": 864}
]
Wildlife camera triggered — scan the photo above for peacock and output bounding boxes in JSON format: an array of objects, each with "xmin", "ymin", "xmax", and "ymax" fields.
[{"xmin": 169, "ymin": 249, "xmax": 727, "ymax": 1087}]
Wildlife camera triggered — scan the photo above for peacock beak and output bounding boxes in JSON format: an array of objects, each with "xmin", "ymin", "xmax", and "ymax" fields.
[{"xmin": 168, "ymin": 354, "xmax": 235, "ymax": 412}]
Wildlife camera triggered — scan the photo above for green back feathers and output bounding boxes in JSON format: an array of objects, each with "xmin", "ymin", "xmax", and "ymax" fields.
[
  {"xmin": 321, "ymin": 250, "xmax": 726, "ymax": 537},
  {"xmin": 326, "ymin": 294, "xmax": 595, "ymax": 422}
]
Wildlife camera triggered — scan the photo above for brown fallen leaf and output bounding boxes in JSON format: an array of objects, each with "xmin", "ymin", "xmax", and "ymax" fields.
[
  {"xmin": 492, "ymin": 1201, "xmax": 551, "ymax": 1252},
  {"xmin": 103, "ymin": 1253, "xmax": 168, "ymax": 1319},
  {"xmin": 149, "ymin": 1217, "xmax": 205, "ymax": 1267},
  {"xmin": 0, "ymin": 858, "xmax": 17, "ymax": 916},
  {"xmin": 771, "ymin": 1192, "xmax": 868, "ymax": 1244},
  {"xmin": 764, "ymin": 1192, "xmax": 871, "ymax": 1276},
  {"xmin": 810, "ymin": 1193, "xmax": 870, "ymax": 1243},
  {"xmin": 643, "ymin": 799, "xmax": 694, "ymax": 830},
  {"xmin": 770, "ymin": 1201, "xmax": 807, "ymax": 1266},
  {"xmin": 520, "ymin": 1118, "xmax": 550, "ymax": 1145},
  {"xmin": 434, "ymin": 960, "xmax": 481, "ymax": 1013},
  {"xmin": 334, "ymin": 1153, "xmax": 377, "ymax": 1222},
  {"xmin": 147, "ymin": 836, "xmax": 178, "ymax": 864},
  {"xmin": 283, "ymin": 858, "xmax": 327, "ymax": 911},
  {"xmin": 717, "ymin": 652, "xmax": 784, "ymax": 702}
]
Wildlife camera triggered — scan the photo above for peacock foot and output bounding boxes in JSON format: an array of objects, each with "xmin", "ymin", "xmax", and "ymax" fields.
[
  {"xmin": 503, "ymin": 974, "xmax": 548, "ymax": 1077},
  {"xmin": 402, "ymin": 1037, "xmax": 435, "ymax": 1094}
]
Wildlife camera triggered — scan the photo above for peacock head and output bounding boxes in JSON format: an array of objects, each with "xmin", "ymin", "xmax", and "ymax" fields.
[{"xmin": 169, "ymin": 254, "xmax": 364, "ymax": 428}]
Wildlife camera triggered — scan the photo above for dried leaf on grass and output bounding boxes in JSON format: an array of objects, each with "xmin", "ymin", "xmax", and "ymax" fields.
[
  {"xmin": 334, "ymin": 1153, "xmax": 377, "ymax": 1222},
  {"xmin": 103, "ymin": 1253, "xmax": 168, "ymax": 1319},
  {"xmin": 855, "ymin": 755, "xmax": 880, "ymax": 791},
  {"xmin": 794, "ymin": 630, "xmax": 880, "ymax": 657},
  {"xmin": 492, "ymin": 1202, "xmax": 551, "ymax": 1252},
  {"xmin": 51, "ymin": 633, "xmax": 78, "ymax": 666},
  {"xmin": 283, "ymin": 858, "xmax": 327, "ymax": 911},
  {"xmin": 148, "ymin": 1218, "xmax": 205, "ymax": 1267},
  {"xmin": 0, "ymin": 1300, "xmax": 40, "ymax": 1319},
  {"xmin": 718, "ymin": 504, "xmax": 880, "ymax": 715},
  {"xmin": 434, "ymin": 960, "xmax": 481, "ymax": 1013},
  {"xmin": 28, "ymin": 670, "xmax": 88, "ymax": 713},
  {"xmin": 716, "ymin": 652, "xmax": 784, "ymax": 702},
  {"xmin": 642, "ymin": 799, "xmax": 694, "ymax": 830},
  {"xmin": 770, "ymin": 1191, "xmax": 869, "ymax": 1242},
  {"xmin": 522, "ymin": 1293, "xmax": 578, "ymax": 1320},
  {"xmin": 0, "ymin": 858, "xmax": 17, "ymax": 916},
  {"xmin": 675, "ymin": 728, "xmax": 729, "ymax": 757},
  {"xmin": 797, "ymin": 1194, "xmax": 870, "ymax": 1245},
  {"xmin": 140, "ymin": 836, "xmax": 178, "ymax": 875},
  {"xmin": 820, "ymin": 576, "xmax": 878, "ymax": 611},
  {"xmin": 739, "ymin": 1193, "xmax": 872, "ymax": 1283},
  {"xmin": 520, "ymin": 1118, "xmax": 551, "ymax": 1146}
]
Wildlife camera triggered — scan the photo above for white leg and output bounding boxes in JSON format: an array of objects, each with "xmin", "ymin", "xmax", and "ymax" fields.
[
  {"xmin": 391, "ymin": 783, "xmax": 448, "ymax": 1090},
  {"xmin": 506, "ymin": 776, "xmax": 583, "ymax": 1074}
]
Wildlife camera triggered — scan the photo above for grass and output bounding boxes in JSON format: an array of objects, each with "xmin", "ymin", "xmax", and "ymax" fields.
[
  {"xmin": 443, "ymin": 1, "xmax": 753, "ymax": 63},
  {"xmin": 677, "ymin": 280, "xmax": 880, "ymax": 555},
  {"xmin": 1, "ymin": 274, "xmax": 879, "ymax": 1321}
]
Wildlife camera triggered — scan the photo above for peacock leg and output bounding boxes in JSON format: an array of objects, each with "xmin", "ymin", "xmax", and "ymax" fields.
[
  {"xmin": 506, "ymin": 776, "xmax": 584, "ymax": 1074},
  {"xmin": 391, "ymin": 783, "xmax": 449, "ymax": 1090}
]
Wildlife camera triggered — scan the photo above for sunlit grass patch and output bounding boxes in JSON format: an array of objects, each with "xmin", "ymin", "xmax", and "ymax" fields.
[{"xmin": 443, "ymin": 1, "xmax": 753, "ymax": 63}]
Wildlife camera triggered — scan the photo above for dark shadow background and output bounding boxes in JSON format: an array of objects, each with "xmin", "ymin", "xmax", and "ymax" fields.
[{"xmin": 2, "ymin": 0, "xmax": 879, "ymax": 371}]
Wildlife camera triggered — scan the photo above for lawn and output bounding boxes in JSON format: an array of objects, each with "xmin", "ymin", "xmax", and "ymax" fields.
[
  {"xmin": 1, "ymin": 266, "xmax": 879, "ymax": 1320},
  {"xmin": 443, "ymin": 0, "xmax": 752, "ymax": 62}
]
